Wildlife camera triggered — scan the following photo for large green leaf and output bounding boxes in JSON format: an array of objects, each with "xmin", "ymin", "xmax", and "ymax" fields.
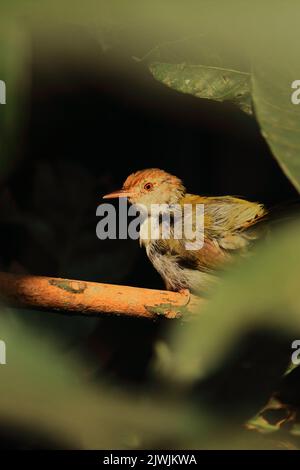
[
  {"xmin": 252, "ymin": 58, "xmax": 300, "ymax": 192},
  {"xmin": 150, "ymin": 62, "xmax": 252, "ymax": 114}
]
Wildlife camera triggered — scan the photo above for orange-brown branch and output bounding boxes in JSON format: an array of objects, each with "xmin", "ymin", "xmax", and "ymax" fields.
[{"xmin": 0, "ymin": 272, "xmax": 203, "ymax": 320}]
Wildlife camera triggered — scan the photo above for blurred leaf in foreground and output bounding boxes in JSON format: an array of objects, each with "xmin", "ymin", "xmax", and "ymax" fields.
[
  {"xmin": 0, "ymin": 302, "xmax": 286, "ymax": 449},
  {"xmin": 0, "ymin": 20, "xmax": 30, "ymax": 179},
  {"xmin": 0, "ymin": 307, "xmax": 197, "ymax": 449},
  {"xmin": 168, "ymin": 219, "xmax": 300, "ymax": 383}
]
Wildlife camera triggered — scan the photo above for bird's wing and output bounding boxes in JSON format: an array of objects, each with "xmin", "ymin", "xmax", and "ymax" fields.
[
  {"xmin": 155, "ymin": 194, "xmax": 267, "ymax": 273},
  {"xmin": 192, "ymin": 194, "xmax": 268, "ymax": 251},
  {"xmin": 155, "ymin": 194, "xmax": 268, "ymax": 274}
]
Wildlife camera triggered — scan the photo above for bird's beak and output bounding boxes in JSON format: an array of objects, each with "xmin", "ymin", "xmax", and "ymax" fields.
[{"xmin": 103, "ymin": 189, "xmax": 135, "ymax": 199}]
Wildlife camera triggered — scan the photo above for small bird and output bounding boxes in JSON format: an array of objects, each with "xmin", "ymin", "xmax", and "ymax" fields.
[{"xmin": 103, "ymin": 168, "xmax": 267, "ymax": 293}]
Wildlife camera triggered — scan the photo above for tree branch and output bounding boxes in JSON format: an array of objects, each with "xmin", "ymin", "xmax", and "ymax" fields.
[{"xmin": 0, "ymin": 272, "xmax": 203, "ymax": 320}]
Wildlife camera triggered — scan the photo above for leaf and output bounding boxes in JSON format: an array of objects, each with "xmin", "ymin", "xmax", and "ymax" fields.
[
  {"xmin": 252, "ymin": 57, "xmax": 300, "ymax": 192},
  {"xmin": 149, "ymin": 62, "xmax": 252, "ymax": 114},
  {"xmin": 247, "ymin": 397, "xmax": 297, "ymax": 434}
]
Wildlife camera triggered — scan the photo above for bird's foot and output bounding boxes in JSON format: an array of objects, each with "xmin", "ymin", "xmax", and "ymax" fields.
[{"xmin": 178, "ymin": 288, "xmax": 191, "ymax": 304}]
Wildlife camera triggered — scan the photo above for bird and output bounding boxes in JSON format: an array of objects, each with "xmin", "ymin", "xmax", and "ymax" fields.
[{"xmin": 103, "ymin": 168, "xmax": 268, "ymax": 294}]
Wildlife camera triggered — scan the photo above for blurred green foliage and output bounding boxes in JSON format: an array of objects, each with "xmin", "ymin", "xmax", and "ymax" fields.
[
  {"xmin": 0, "ymin": 310, "xmax": 197, "ymax": 449},
  {"xmin": 0, "ymin": 21, "xmax": 29, "ymax": 178}
]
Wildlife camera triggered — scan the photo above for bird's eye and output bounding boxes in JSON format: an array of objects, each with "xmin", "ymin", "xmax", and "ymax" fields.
[{"xmin": 144, "ymin": 182, "xmax": 153, "ymax": 191}]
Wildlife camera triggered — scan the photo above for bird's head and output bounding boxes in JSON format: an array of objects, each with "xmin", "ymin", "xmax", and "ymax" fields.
[{"xmin": 103, "ymin": 168, "xmax": 186, "ymax": 209}]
